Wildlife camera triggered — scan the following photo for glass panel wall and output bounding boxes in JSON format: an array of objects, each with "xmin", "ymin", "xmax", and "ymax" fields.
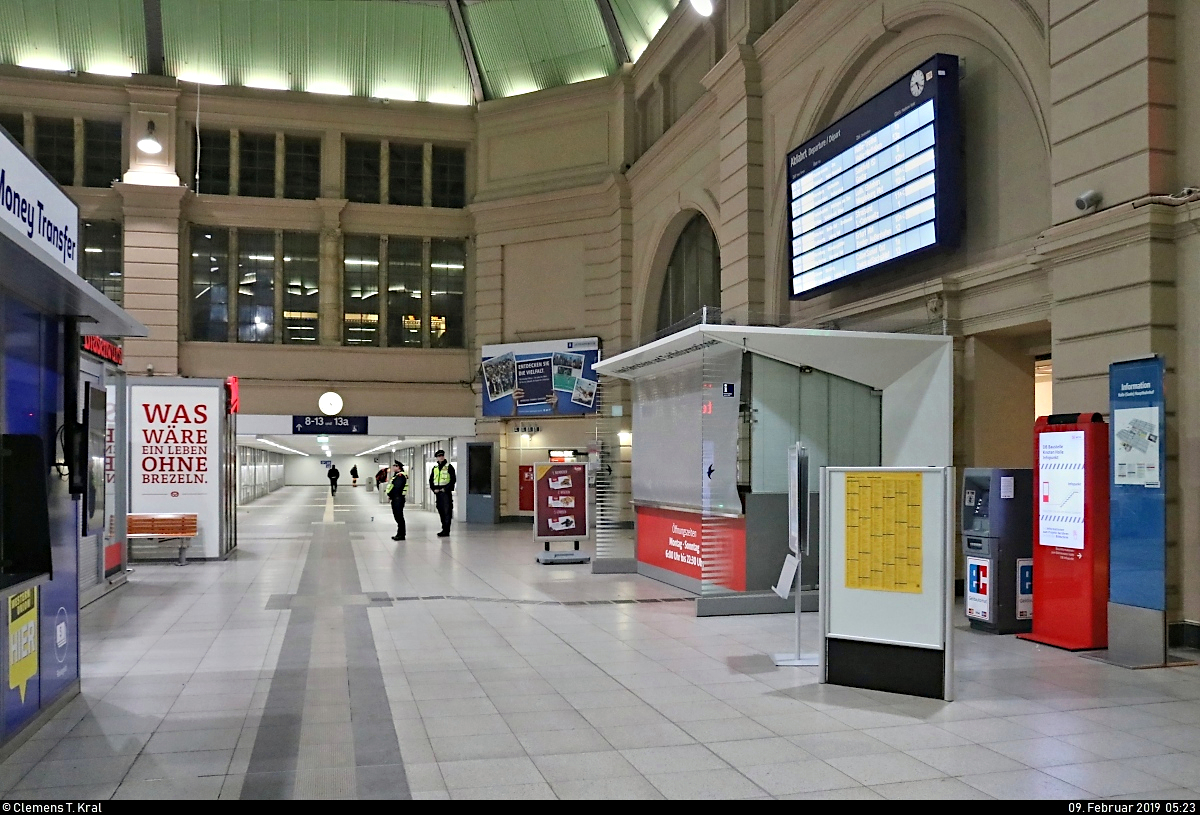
[
  {"xmin": 344, "ymin": 139, "xmax": 380, "ymax": 204},
  {"xmin": 387, "ymin": 237, "xmax": 422, "ymax": 347},
  {"xmin": 343, "ymin": 235, "xmax": 380, "ymax": 346},
  {"xmin": 430, "ymin": 239, "xmax": 465, "ymax": 348},
  {"xmin": 284, "ymin": 136, "xmax": 320, "ymax": 199},
  {"xmin": 196, "ymin": 129, "xmax": 231, "ymax": 194},
  {"xmin": 190, "ymin": 227, "xmax": 230, "ymax": 341},
  {"xmin": 237, "ymin": 230, "xmax": 275, "ymax": 342},
  {"xmin": 83, "ymin": 121, "xmax": 122, "ymax": 188},
  {"xmin": 239, "ymin": 132, "xmax": 276, "ymax": 198},
  {"xmin": 431, "ymin": 146, "xmax": 466, "ymax": 208},
  {"xmin": 81, "ymin": 221, "xmax": 123, "ymax": 305},
  {"xmin": 35, "ymin": 116, "xmax": 75, "ymax": 186},
  {"xmin": 388, "ymin": 143, "xmax": 423, "ymax": 206},
  {"xmin": 282, "ymin": 232, "xmax": 319, "ymax": 343}
]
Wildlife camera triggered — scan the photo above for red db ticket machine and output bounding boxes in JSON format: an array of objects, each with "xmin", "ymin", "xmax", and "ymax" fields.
[{"xmin": 1018, "ymin": 413, "xmax": 1109, "ymax": 650}]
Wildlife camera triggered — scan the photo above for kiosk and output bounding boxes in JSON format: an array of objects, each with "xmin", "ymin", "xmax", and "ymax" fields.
[
  {"xmin": 0, "ymin": 128, "xmax": 145, "ymax": 751},
  {"xmin": 962, "ymin": 468, "xmax": 1033, "ymax": 634}
]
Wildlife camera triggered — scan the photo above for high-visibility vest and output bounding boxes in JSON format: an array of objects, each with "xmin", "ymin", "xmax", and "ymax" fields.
[
  {"xmin": 432, "ymin": 464, "xmax": 451, "ymax": 486},
  {"xmin": 386, "ymin": 475, "xmax": 408, "ymax": 497}
]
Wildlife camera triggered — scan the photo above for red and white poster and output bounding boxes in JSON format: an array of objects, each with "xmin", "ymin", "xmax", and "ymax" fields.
[
  {"xmin": 533, "ymin": 463, "xmax": 588, "ymax": 540},
  {"xmin": 636, "ymin": 505, "xmax": 746, "ymax": 591},
  {"xmin": 518, "ymin": 465, "xmax": 534, "ymax": 513},
  {"xmin": 129, "ymin": 384, "xmax": 222, "ymax": 558}
]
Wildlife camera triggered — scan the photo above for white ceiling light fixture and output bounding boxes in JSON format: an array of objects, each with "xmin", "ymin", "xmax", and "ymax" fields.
[
  {"xmin": 137, "ymin": 121, "xmax": 163, "ymax": 154},
  {"xmin": 318, "ymin": 391, "xmax": 343, "ymax": 416},
  {"xmin": 256, "ymin": 437, "xmax": 309, "ymax": 456},
  {"xmin": 355, "ymin": 438, "xmax": 404, "ymax": 457},
  {"xmin": 690, "ymin": 0, "xmax": 715, "ymax": 16}
]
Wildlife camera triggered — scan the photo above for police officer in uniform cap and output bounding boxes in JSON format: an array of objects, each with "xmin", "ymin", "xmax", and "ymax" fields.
[
  {"xmin": 387, "ymin": 461, "xmax": 408, "ymax": 541},
  {"xmin": 430, "ymin": 450, "xmax": 456, "ymax": 537}
]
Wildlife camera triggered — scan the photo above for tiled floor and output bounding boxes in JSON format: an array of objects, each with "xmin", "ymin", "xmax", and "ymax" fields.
[{"xmin": 2, "ymin": 485, "xmax": 1199, "ymax": 800}]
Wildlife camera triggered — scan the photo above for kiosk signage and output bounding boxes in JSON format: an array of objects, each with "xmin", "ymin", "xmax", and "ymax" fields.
[
  {"xmin": 533, "ymin": 463, "xmax": 591, "ymax": 565},
  {"xmin": 1019, "ymin": 413, "xmax": 1109, "ymax": 650}
]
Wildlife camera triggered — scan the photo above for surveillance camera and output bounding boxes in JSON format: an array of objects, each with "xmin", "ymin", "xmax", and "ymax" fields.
[
  {"xmin": 1075, "ymin": 189, "xmax": 1102, "ymax": 211},
  {"xmin": 146, "ymin": 363, "xmax": 155, "ymax": 376}
]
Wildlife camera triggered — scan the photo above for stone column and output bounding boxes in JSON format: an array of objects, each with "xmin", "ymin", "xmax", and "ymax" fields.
[{"xmin": 317, "ymin": 197, "xmax": 347, "ymax": 346}]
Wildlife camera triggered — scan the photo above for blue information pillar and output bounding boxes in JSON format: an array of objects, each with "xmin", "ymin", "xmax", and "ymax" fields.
[{"xmin": 1107, "ymin": 356, "xmax": 1168, "ymax": 667}]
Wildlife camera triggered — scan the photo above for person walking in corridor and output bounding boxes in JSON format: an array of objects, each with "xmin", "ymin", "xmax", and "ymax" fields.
[
  {"xmin": 327, "ymin": 464, "xmax": 340, "ymax": 495},
  {"xmin": 387, "ymin": 461, "xmax": 408, "ymax": 541},
  {"xmin": 350, "ymin": 464, "xmax": 359, "ymax": 487},
  {"xmin": 430, "ymin": 449, "xmax": 456, "ymax": 537}
]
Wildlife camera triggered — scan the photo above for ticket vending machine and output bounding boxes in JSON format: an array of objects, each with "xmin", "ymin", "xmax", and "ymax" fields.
[{"xmin": 962, "ymin": 468, "xmax": 1034, "ymax": 634}]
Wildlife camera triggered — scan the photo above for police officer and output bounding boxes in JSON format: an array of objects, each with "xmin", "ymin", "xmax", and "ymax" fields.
[
  {"xmin": 387, "ymin": 461, "xmax": 408, "ymax": 541},
  {"xmin": 429, "ymin": 449, "xmax": 456, "ymax": 537}
]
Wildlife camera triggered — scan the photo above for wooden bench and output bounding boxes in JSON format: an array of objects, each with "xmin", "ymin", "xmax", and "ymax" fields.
[{"xmin": 127, "ymin": 514, "xmax": 198, "ymax": 566}]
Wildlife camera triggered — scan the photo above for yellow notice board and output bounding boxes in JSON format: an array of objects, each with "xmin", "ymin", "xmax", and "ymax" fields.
[{"xmin": 845, "ymin": 472, "xmax": 923, "ymax": 593}]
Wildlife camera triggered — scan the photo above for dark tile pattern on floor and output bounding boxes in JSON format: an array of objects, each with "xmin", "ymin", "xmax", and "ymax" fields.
[{"xmin": 1, "ymin": 485, "xmax": 1197, "ymax": 799}]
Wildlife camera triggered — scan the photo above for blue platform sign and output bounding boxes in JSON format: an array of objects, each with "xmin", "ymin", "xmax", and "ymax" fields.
[
  {"xmin": 292, "ymin": 416, "xmax": 368, "ymax": 434},
  {"xmin": 1109, "ymin": 356, "xmax": 1166, "ymax": 611}
]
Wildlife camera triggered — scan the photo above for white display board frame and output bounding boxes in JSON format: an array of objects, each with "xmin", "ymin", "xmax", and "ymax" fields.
[{"xmin": 819, "ymin": 466, "xmax": 955, "ymax": 700}]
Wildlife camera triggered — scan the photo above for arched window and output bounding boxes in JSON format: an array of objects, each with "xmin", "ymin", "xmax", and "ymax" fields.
[{"xmin": 656, "ymin": 214, "xmax": 720, "ymax": 333}]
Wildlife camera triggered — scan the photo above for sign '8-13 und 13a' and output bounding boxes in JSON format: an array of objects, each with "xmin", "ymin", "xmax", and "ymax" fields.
[{"xmin": 292, "ymin": 415, "xmax": 368, "ymax": 434}]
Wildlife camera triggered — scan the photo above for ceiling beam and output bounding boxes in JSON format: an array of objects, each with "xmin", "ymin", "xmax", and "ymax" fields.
[
  {"xmin": 142, "ymin": 0, "xmax": 165, "ymax": 75},
  {"xmin": 593, "ymin": 0, "xmax": 630, "ymax": 65},
  {"xmin": 446, "ymin": 0, "xmax": 485, "ymax": 104}
]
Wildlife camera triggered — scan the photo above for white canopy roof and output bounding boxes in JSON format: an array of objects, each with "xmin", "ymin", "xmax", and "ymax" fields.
[{"xmin": 595, "ymin": 324, "xmax": 953, "ymax": 467}]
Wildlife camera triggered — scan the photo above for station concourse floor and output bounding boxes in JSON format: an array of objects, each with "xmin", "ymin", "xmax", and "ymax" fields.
[{"xmin": 2, "ymin": 486, "xmax": 1199, "ymax": 800}]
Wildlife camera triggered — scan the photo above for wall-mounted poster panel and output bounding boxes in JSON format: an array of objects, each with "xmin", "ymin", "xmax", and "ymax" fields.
[
  {"xmin": 787, "ymin": 53, "xmax": 962, "ymax": 299},
  {"xmin": 481, "ymin": 338, "xmax": 600, "ymax": 417}
]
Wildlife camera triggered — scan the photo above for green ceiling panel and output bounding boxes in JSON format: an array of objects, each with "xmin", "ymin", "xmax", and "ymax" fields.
[
  {"xmin": 463, "ymin": 0, "xmax": 616, "ymax": 99},
  {"xmin": 161, "ymin": 0, "xmax": 470, "ymax": 103},
  {"xmin": 609, "ymin": 0, "xmax": 679, "ymax": 62},
  {"xmin": 0, "ymin": 0, "xmax": 146, "ymax": 77},
  {"xmin": 0, "ymin": 0, "xmax": 675, "ymax": 104}
]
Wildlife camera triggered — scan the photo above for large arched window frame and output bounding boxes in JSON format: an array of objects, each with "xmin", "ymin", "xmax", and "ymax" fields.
[{"xmin": 656, "ymin": 213, "xmax": 720, "ymax": 334}]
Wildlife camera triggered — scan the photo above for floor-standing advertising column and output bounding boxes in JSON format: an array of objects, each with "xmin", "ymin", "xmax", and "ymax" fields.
[
  {"xmin": 534, "ymin": 462, "xmax": 590, "ymax": 564},
  {"xmin": 129, "ymin": 380, "xmax": 227, "ymax": 559}
]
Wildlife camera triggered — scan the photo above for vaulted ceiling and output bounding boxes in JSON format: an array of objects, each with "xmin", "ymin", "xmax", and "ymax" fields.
[{"xmin": 0, "ymin": 0, "xmax": 680, "ymax": 104}]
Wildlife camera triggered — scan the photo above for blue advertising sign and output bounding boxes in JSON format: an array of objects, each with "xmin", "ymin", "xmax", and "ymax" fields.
[
  {"xmin": 1109, "ymin": 356, "xmax": 1166, "ymax": 611},
  {"xmin": 39, "ymin": 477, "xmax": 79, "ymax": 708},
  {"xmin": 481, "ymin": 338, "xmax": 600, "ymax": 417},
  {"xmin": 292, "ymin": 415, "xmax": 368, "ymax": 434}
]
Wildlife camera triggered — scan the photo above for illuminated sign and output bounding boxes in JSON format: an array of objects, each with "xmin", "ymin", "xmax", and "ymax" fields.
[
  {"xmin": 787, "ymin": 54, "xmax": 962, "ymax": 299},
  {"xmin": 81, "ymin": 335, "xmax": 124, "ymax": 365}
]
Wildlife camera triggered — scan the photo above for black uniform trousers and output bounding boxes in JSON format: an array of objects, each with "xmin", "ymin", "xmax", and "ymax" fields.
[
  {"xmin": 435, "ymin": 491, "xmax": 452, "ymax": 534},
  {"xmin": 391, "ymin": 498, "xmax": 406, "ymax": 539}
]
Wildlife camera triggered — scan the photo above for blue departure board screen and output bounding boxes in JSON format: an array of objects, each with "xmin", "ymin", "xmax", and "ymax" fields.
[{"xmin": 787, "ymin": 54, "xmax": 961, "ymax": 299}]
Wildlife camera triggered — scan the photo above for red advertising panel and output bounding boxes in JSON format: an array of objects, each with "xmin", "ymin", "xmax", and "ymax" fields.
[
  {"xmin": 1018, "ymin": 413, "xmax": 1109, "ymax": 650},
  {"xmin": 533, "ymin": 463, "xmax": 588, "ymax": 540},
  {"xmin": 518, "ymin": 465, "xmax": 534, "ymax": 512},
  {"xmin": 636, "ymin": 505, "xmax": 746, "ymax": 592}
]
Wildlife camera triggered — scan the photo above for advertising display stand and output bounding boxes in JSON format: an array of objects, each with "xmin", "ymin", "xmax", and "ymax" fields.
[
  {"xmin": 772, "ymin": 444, "xmax": 817, "ymax": 666},
  {"xmin": 962, "ymin": 468, "xmax": 1033, "ymax": 634},
  {"xmin": 533, "ymin": 463, "xmax": 590, "ymax": 565},
  {"xmin": 820, "ymin": 466, "xmax": 955, "ymax": 700},
  {"xmin": 1018, "ymin": 413, "xmax": 1109, "ymax": 651}
]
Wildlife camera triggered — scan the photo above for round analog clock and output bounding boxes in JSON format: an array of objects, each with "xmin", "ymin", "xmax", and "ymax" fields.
[
  {"xmin": 910, "ymin": 70, "xmax": 925, "ymax": 97},
  {"xmin": 318, "ymin": 391, "xmax": 343, "ymax": 416}
]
